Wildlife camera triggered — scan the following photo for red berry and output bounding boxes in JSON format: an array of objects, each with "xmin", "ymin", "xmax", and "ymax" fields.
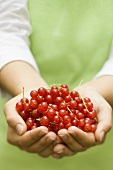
[
  {"xmin": 59, "ymin": 102, "xmax": 67, "ymax": 110},
  {"xmin": 41, "ymin": 102, "xmax": 48, "ymax": 112},
  {"xmin": 51, "ymin": 88, "xmax": 59, "ymax": 98},
  {"xmin": 84, "ymin": 118, "xmax": 93, "ymax": 125},
  {"xmin": 72, "ymin": 119, "xmax": 78, "ymax": 126},
  {"xmin": 78, "ymin": 118, "xmax": 84, "ymax": 127},
  {"xmin": 24, "ymin": 103, "xmax": 30, "ymax": 111},
  {"xmin": 51, "ymin": 104, "xmax": 59, "ymax": 111},
  {"xmin": 74, "ymin": 97, "xmax": 82, "ymax": 103},
  {"xmin": 19, "ymin": 110, "xmax": 29, "ymax": 120},
  {"xmin": 69, "ymin": 112, "xmax": 75, "ymax": 121},
  {"xmin": 31, "ymin": 109, "xmax": 40, "ymax": 118},
  {"xmin": 53, "ymin": 115, "xmax": 60, "ymax": 124},
  {"xmin": 77, "ymin": 103, "xmax": 84, "ymax": 111},
  {"xmin": 88, "ymin": 110, "xmax": 96, "ymax": 119},
  {"xmin": 46, "ymin": 89, "xmax": 51, "ymax": 95},
  {"xmin": 60, "ymin": 87, "xmax": 69, "ymax": 98},
  {"xmin": 38, "ymin": 87, "xmax": 47, "ymax": 97},
  {"xmin": 46, "ymin": 108, "xmax": 56, "ymax": 121},
  {"xmin": 61, "ymin": 84, "xmax": 69, "ymax": 88},
  {"xmin": 59, "ymin": 109, "xmax": 68, "ymax": 118},
  {"xmin": 63, "ymin": 115, "xmax": 71, "ymax": 124},
  {"xmin": 83, "ymin": 97, "xmax": 91, "ymax": 103},
  {"xmin": 29, "ymin": 99, "xmax": 38, "ymax": 109},
  {"xmin": 64, "ymin": 95, "xmax": 71, "ymax": 102},
  {"xmin": 58, "ymin": 122, "xmax": 65, "ymax": 130},
  {"xmin": 40, "ymin": 116, "xmax": 50, "ymax": 127},
  {"xmin": 30, "ymin": 90, "xmax": 38, "ymax": 99},
  {"xmin": 69, "ymin": 100, "xmax": 77, "ymax": 109},
  {"xmin": 83, "ymin": 123, "xmax": 91, "ymax": 132},
  {"xmin": 90, "ymin": 124, "xmax": 97, "ymax": 132},
  {"xmin": 54, "ymin": 96, "xmax": 63, "ymax": 105},
  {"xmin": 26, "ymin": 117, "xmax": 34, "ymax": 130},
  {"xmin": 65, "ymin": 122, "xmax": 72, "ymax": 129},
  {"xmin": 36, "ymin": 95, "xmax": 44, "ymax": 103},
  {"xmin": 51, "ymin": 85, "xmax": 58, "ymax": 90},
  {"xmin": 16, "ymin": 102, "xmax": 24, "ymax": 113},
  {"xmin": 31, "ymin": 123, "xmax": 38, "ymax": 130},
  {"xmin": 20, "ymin": 97, "xmax": 29, "ymax": 104},
  {"xmin": 70, "ymin": 90, "xmax": 79, "ymax": 99},
  {"xmin": 86, "ymin": 102, "xmax": 93, "ymax": 111},
  {"xmin": 76, "ymin": 112, "xmax": 84, "ymax": 119},
  {"xmin": 45, "ymin": 95, "xmax": 53, "ymax": 103}
]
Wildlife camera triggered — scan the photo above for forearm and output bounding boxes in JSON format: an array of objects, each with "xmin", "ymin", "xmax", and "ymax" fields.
[
  {"xmin": 81, "ymin": 76, "xmax": 113, "ymax": 107},
  {"xmin": 0, "ymin": 61, "xmax": 48, "ymax": 96}
]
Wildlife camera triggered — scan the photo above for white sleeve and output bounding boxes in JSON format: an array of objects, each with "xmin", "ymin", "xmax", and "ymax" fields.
[
  {"xmin": 0, "ymin": 0, "xmax": 38, "ymax": 71},
  {"xmin": 95, "ymin": 41, "xmax": 113, "ymax": 78}
]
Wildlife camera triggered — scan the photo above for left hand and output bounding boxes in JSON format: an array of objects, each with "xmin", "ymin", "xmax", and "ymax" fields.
[{"xmin": 52, "ymin": 85, "xmax": 112, "ymax": 159}]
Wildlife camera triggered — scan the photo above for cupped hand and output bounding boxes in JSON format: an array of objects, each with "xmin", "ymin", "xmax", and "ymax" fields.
[
  {"xmin": 4, "ymin": 93, "xmax": 61, "ymax": 158},
  {"xmin": 52, "ymin": 85, "xmax": 112, "ymax": 159}
]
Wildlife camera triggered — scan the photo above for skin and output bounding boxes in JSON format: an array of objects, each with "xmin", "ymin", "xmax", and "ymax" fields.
[
  {"xmin": 53, "ymin": 84, "xmax": 112, "ymax": 158},
  {"xmin": 0, "ymin": 61, "xmax": 113, "ymax": 158}
]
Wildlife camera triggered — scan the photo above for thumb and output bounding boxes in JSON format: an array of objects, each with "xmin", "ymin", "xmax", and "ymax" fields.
[
  {"xmin": 95, "ymin": 107, "xmax": 112, "ymax": 143},
  {"xmin": 4, "ymin": 97, "xmax": 27, "ymax": 135}
]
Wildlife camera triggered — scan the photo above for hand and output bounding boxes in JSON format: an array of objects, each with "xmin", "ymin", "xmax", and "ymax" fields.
[
  {"xmin": 52, "ymin": 85, "xmax": 112, "ymax": 159},
  {"xmin": 4, "ymin": 93, "xmax": 61, "ymax": 158}
]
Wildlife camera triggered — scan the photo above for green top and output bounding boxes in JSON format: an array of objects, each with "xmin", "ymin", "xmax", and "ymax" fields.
[
  {"xmin": 29, "ymin": 0, "xmax": 113, "ymax": 89},
  {"xmin": 1, "ymin": 1, "xmax": 113, "ymax": 170}
]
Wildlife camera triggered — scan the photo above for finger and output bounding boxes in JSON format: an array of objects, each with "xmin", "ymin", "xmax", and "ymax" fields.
[
  {"xmin": 4, "ymin": 97, "xmax": 27, "ymax": 135},
  {"xmin": 24, "ymin": 131, "xmax": 56, "ymax": 153},
  {"xmin": 68, "ymin": 126, "xmax": 96, "ymax": 147},
  {"xmin": 38, "ymin": 137, "xmax": 61, "ymax": 157},
  {"xmin": 95, "ymin": 105, "xmax": 112, "ymax": 143},
  {"xmin": 7, "ymin": 126, "xmax": 48, "ymax": 147},
  {"xmin": 53, "ymin": 143, "xmax": 75, "ymax": 158},
  {"xmin": 58, "ymin": 129, "xmax": 86, "ymax": 152},
  {"xmin": 38, "ymin": 145, "xmax": 54, "ymax": 158}
]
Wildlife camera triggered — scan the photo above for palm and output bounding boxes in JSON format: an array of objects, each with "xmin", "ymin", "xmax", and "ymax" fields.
[{"xmin": 52, "ymin": 86, "xmax": 112, "ymax": 158}]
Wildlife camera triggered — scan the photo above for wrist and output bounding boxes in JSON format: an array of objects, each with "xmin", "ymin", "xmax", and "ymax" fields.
[
  {"xmin": 0, "ymin": 61, "xmax": 48, "ymax": 96},
  {"xmin": 83, "ymin": 76, "xmax": 113, "ymax": 107}
]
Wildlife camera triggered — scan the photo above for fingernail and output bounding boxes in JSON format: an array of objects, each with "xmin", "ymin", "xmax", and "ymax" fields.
[
  {"xmin": 59, "ymin": 134, "xmax": 67, "ymax": 140},
  {"xmin": 68, "ymin": 130, "xmax": 76, "ymax": 135},
  {"xmin": 16, "ymin": 124, "xmax": 23, "ymax": 135},
  {"xmin": 56, "ymin": 150, "xmax": 64, "ymax": 154},
  {"xmin": 47, "ymin": 137, "xmax": 56, "ymax": 142},
  {"xmin": 53, "ymin": 140, "xmax": 61, "ymax": 146},
  {"xmin": 52, "ymin": 153, "xmax": 60, "ymax": 159},
  {"xmin": 38, "ymin": 130, "xmax": 48, "ymax": 136},
  {"xmin": 100, "ymin": 131, "xmax": 105, "ymax": 142}
]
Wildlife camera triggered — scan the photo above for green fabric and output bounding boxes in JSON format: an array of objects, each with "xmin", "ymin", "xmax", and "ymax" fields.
[
  {"xmin": 29, "ymin": 0, "xmax": 113, "ymax": 90},
  {"xmin": 1, "ymin": 1, "xmax": 113, "ymax": 170}
]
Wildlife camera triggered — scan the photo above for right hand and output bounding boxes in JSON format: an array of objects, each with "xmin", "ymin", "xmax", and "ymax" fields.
[{"xmin": 4, "ymin": 93, "xmax": 61, "ymax": 158}]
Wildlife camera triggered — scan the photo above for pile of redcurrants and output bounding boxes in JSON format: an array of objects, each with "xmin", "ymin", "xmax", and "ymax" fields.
[{"xmin": 16, "ymin": 84, "xmax": 97, "ymax": 134}]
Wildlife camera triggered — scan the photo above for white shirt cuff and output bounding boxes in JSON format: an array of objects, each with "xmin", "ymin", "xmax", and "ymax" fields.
[
  {"xmin": 95, "ymin": 41, "xmax": 113, "ymax": 78},
  {"xmin": 0, "ymin": 33, "xmax": 39, "ymax": 71}
]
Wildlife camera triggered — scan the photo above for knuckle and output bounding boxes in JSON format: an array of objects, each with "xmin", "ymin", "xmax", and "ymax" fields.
[
  {"xmin": 29, "ymin": 131, "xmax": 37, "ymax": 142},
  {"xmin": 66, "ymin": 139, "xmax": 72, "ymax": 146},
  {"xmin": 5, "ymin": 115, "xmax": 13, "ymax": 125},
  {"xmin": 7, "ymin": 132, "xmax": 13, "ymax": 145},
  {"xmin": 108, "ymin": 123, "xmax": 112, "ymax": 132},
  {"xmin": 38, "ymin": 153, "xmax": 50, "ymax": 158},
  {"xmin": 83, "ymin": 141, "xmax": 95, "ymax": 148},
  {"xmin": 16, "ymin": 140, "xmax": 24, "ymax": 147},
  {"xmin": 7, "ymin": 137, "xmax": 13, "ymax": 145},
  {"xmin": 25, "ymin": 148, "xmax": 35, "ymax": 153}
]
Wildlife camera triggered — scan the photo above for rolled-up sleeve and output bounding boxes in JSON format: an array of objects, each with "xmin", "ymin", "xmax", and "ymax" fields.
[
  {"xmin": 0, "ymin": 0, "xmax": 38, "ymax": 71},
  {"xmin": 95, "ymin": 41, "xmax": 113, "ymax": 78}
]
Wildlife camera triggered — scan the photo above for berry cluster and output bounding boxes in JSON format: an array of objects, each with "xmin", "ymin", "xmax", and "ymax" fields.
[{"xmin": 16, "ymin": 84, "xmax": 97, "ymax": 134}]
